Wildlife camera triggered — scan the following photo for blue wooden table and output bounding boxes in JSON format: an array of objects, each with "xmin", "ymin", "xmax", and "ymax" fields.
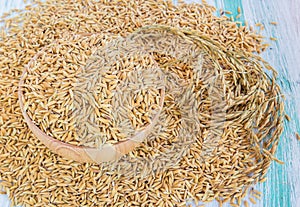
[{"xmin": 1, "ymin": 0, "xmax": 300, "ymax": 206}]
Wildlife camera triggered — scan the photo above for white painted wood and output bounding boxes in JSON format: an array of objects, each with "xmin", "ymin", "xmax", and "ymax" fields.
[{"xmin": 242, "ymin": 1, "xmax": 300, "ymax": 207}]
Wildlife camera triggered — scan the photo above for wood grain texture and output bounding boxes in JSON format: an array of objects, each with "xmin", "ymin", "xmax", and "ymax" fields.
[
  {"xmin": 200, "ymin": 1, "xmax": 300, "ymax": 207},
  {"xmin": 1, "ymin": 0, "xmax": 299, "ymax": 206},
  {"xmin": 241, "ymin": 1, "xmax": 300, "ymax": 207}
]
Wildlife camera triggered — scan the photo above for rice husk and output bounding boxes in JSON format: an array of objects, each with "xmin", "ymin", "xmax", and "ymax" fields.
[{"xmin": 0, "ymin": 0, "xmax": 284, "ymax": 206}]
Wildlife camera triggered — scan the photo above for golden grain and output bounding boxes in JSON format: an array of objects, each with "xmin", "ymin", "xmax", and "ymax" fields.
[
  {"xmin": 236, "ymin": 14, "xmax": 242, "ymax": 20},
  {"xmin": 284, "ymin": 114, "xmax": 291, "ymax": 122},
  {"xmin": 296, "ymin": 133, "xmax": 300, "ymax": 141},
  {"xmin": 0, "ymin": 0, "xmax": 284, "ymax": 206},
  {"xmin": 252, "ymin": 193, "xmax": 261, "ymax": 200},
  {"xmin": 249, "ymin": 197, "xmax": 257, "ymax": 204},
  {"xmin": 270, "ymin": 37, "xmax": 278, "ymax": 41}
]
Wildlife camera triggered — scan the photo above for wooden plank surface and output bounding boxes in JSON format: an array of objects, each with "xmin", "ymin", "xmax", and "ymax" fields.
[
  {"xmin": 1, "ymin": 0, "xmax": 299, "ymax": 207},
  {"xmin": 224, "ymin": 1, "xmax": 300, "ymax": 207}
]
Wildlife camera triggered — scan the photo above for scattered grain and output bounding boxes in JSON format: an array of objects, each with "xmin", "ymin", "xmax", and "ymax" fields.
[
  {"xmin": 285, "ymin": 114, "xmax": 291, "ymax": 122},
  {"xmin": 249, "ymin": 197, "xmax": 257, "ymax": 204},
  {"xmin": 296, "ymin": 133, "xmax": 300, "ymax": 141},
  {"xmin": 270, "ymin": 37, "xmax": 278, "ymax": 41},
  {"xmin": 0, "ymin": 0, "xmax": 285, "ymax": 207}
]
